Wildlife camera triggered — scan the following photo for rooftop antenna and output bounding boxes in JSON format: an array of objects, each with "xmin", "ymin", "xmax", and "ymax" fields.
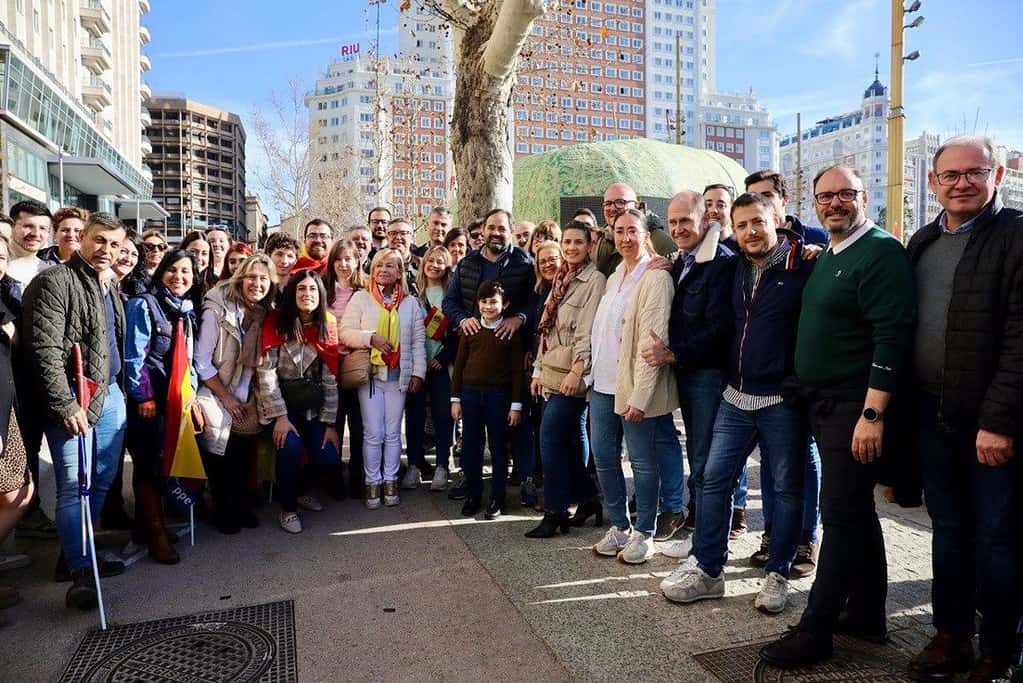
[{"xmin": 874, "ymin": 52, "xmax": 880, "ymax": 81}]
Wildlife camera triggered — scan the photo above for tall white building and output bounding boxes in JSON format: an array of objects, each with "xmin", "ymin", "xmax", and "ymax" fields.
[
  {"xmin": 998, "ymin": 147, "xmax": 1023, "ymax": 213},
  {"xmin": 904, "ymin": 130, "xmax": 942, "ymax": 238},
  {"xmin": 779, "ymin": 73, "xmax": 890, "ymax": 226},
  {"xmin": 0, "ymin": 0, "xmax": 158, "ymax": 219},
  {"xmin": 645, "ymin": 0, "xmax": 715, "ymax": 143},
  {"xmin": 693, "ymin": 89, "xmax": 777, "ymax": 172},
  {"xmin": 305, "ymin": 12, "xmax": 454, "ymax": 224}
]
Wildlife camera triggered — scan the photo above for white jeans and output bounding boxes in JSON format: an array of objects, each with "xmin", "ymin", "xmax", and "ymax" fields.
[{"xmin": 358, "ymin": 379, "xmax": 405, "ymax": 484}]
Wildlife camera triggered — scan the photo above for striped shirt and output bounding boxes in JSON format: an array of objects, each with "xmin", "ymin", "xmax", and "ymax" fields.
[{"xmin": 722, "ymin": 384, "xmax": 783, "ymax": 412}]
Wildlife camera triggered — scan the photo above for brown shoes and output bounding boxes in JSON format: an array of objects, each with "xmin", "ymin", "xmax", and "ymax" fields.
[
  {"xmin": 729, "ymin": 508, "xmax": 748, "ymax": 539},
  {"xmin": 908, "ymin": 632, "xmax": 974, "ymax": 681}
]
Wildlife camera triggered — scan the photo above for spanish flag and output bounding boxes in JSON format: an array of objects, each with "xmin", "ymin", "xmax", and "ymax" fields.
[
  {"xmin": 424, "ymin": 304, "xmax": 448, "ymax": 341},
  {"xmin": 161, "ymin": 319, "xmax": 206, "ymax": 480}
]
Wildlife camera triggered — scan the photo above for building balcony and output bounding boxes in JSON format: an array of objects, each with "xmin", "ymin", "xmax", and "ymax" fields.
[
  {"xmin": 139, "ymin": 25, "xmax": 151, "ymax": 45},
  {"xmin": 82, "ymin": 76, "xmax": 113, "ymax": 111},
  {"xmin": 138, "ymin": 0, "xmax": 150, "ymax": 14},
  {"xmin": 140, "ymin": 81, "xmax": 152, "ymax": 100},
  {"xmin": 141, "ymin": 135, "xmax": 153, "ymax": 155},
  {"xmin": 140, "ymin": 107, "xmax": 152, "ymax": 127},
  {"xmin": 80, "ymin": 41, "xmax": 111, "ymax": 74},
  {"xmin": 140, "ymin": 52, "xmax": 151, "ymax": 72},
  {"xmin": 80, "ymin": 0, "xmax": 111, "ymax": 37}
]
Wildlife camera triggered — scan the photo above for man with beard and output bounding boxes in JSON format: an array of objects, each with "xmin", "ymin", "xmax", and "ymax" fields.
[
  {"xmin": 594, "ymin": 183, "xmax": 674, "ymax": 277},
  {"xmin": 293, "ymin": 219, "xmax": 333, "ymax": 274},
  {"xmin": 412, "ymin": 207, "xmax": 452, "ymax": 257},
  {"xmin": 367, "ymin": 206, "xmax": 391, "ymax": 258},
  {"xmin": 7, "ymin": 200, "xmax": 53, "ymax": 286},
  {"xmin": 759, "ymin": 164, "xmax": 914, "ymax": 669},
  {"xmin": 745, "ymin": 171, "xmax": 828, "ymax": 246}
]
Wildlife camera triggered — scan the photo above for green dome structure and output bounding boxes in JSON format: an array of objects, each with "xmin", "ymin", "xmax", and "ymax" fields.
[{"xmin": 512, "ymin": 138, "xmax": 751, "ymax": 224}]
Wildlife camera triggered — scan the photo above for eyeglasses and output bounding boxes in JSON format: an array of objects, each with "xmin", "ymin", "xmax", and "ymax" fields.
[
  {"xmin": 935, "ymin": 168, "xmax": 993, "ymax": 187},
  {"xmin": 538, "ymin": 256, "xmax": 561, "ymax": 267},
  {"xmin": 602, "ymin": 198, "xmax": 635, "ymax": 209},
  {"xmin": 144, "ymin": 242, "xmax": 168, "ymax": 252},
  {"xmin": 469, "ymin": 232, "xmax": 483, "ymax": 240},
  {"xmin": 612, "ymin": 227, "xmax": 642, "ymax": 238},
  {"xmin": 814, "ymin": 189, "xmax": 863, "ymax": 205},
  {"xmin": 306, "ymin": 232, "xmax": 331, "ymax": 240},
  {"xmin": 387, "ymin": 230, "xmax": 412, "ymax": 238}
]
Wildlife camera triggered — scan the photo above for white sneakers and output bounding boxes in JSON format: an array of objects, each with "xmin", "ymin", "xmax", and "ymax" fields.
[
  {"xmin": 401, "ymin": 465, "xmax": 421, "ymax": 490},
  {"xmin": 278, "ymin": 512, "xmax": 302, "ymax": 534},
  {"xmin": 383, "ymin": 481, "xmax": 400, "ymax": 507},
  {"xmin": 754, "ymin": 572, "xmax": 789, "ymax": 614},
  {"xmin": 365, "ymin": 483, "xmax": 382, "ymax": 510},
  {"xmin": 593, "ymin": 526, "xmax": 631, "ymax": 557},
  {"xmin": 297, "ymin": 495, "xmax": 323, "ymax": 512},
  {"xmin": 658, "ymin": 537, "xmax": 692, "ymax": 559},
  {"xmin": 660, "ymin": 557, "xmax": 725, "ymax": 604},
  {"xmin": 617, "ymin": 530, "xmax": 656, "ymax": 564},
  {"xmin": 430, "ymin": 466, "xmax": 449, "ymax": 492}
]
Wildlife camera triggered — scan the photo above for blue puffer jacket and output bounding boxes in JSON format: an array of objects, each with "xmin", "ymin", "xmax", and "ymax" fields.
[
  {"xmin": 667, "ymin": 243, "xmax": 737, "ymax": 373},
  {"xmin": 786, "ymin": 215, "xmax": 828, "ymax": 246},
  {"xmin": 727, "ymin": 236, "xmax": 815, "ymax": 396}
]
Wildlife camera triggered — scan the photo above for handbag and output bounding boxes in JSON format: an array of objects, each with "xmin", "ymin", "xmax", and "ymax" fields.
[
  {"xmin": 279, "ymin": 359, "xmax": 325, "ymax": 413},
  {"xmin": 230, "ymin": 394, "xmax": 261, "ymax": 435},
  {"xmin": 340, "ymin": 348, "xmax": 370, "ymax": 389},
  {"xmin": 187, "ymin": 400, "xmax": 206, "ymax": 435}
]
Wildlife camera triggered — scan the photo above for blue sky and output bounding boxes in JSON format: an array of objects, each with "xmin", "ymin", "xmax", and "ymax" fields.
[{"xmin": 146, "ymin": 0, "xmax": 1023, "ymax": 216}]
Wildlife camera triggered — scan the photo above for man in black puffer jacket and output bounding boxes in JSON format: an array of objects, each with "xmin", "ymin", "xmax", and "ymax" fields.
[
  {"xmin": 904, "ymin": 136, "xmax": 1023, "ymax": 683},
  {"xmin": 22, "ymin": 212, "xmax": 128, "ymax": 611}
]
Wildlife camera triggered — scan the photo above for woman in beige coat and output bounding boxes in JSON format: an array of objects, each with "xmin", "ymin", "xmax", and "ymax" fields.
[{"xmin": 526, "ymin": 220, "xmax": 606, "ymax": 538}]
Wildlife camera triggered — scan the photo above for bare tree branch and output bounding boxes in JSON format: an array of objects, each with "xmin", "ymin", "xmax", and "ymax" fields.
[
  {"xmin": 482, "ymin": 0, "xmax": 547, "ymax": 80},
  {"xmin": 250, "ymin": 79, "xmax": 310, "ymax": 221}
]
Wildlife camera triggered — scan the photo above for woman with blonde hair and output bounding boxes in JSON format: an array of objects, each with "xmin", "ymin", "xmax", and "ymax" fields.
[
  {"xmin": 194, "ymin": 253, "xmax": 276, "ymax": 533},
  {"xmin": 340, "ymin": 249, "xmax": 426, "ymax": 508}
]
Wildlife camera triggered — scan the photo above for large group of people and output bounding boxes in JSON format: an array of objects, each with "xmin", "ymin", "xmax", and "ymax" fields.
[{"xmin": 0, "ymin": 135, "xmax": 1019, "ymax": 681}]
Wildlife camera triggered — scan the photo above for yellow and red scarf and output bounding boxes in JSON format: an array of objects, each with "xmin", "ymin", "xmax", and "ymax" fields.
[{"xmin": 369, "ymin": 282, "xmax": 403, "ymax": 369}]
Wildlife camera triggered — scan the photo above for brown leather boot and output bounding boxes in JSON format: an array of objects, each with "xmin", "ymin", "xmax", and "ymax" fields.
[
  {"xmin": 729, "ymin": 507, "xmax": 748, "ymax": 539},
  {"xmin": 134, "ymin": 481, "xmax": 180, "ymax": 565},
  {"xmin": 908, "ymin": 632, "xmax": 974, "ymax": 681}
]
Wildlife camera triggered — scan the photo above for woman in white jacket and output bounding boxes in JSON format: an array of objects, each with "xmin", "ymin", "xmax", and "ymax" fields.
[{"xmin": 340, "ymin": 248, "xmax": 426, "ymax": 509}]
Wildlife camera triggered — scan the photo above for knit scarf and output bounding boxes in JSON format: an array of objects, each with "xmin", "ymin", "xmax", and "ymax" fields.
[
  {"xmin": 537, "ymin": 259, "xmax": 587, "ymax": 353},
  {"xmin": 369, "ymin": 281, "xmax": 402, "ymax": 369}
]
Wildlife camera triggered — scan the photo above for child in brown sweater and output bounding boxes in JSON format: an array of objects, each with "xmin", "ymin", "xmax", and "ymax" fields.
[{"xmin": 450, "ymin": 280, "xmax": 525, "ymax": 519}]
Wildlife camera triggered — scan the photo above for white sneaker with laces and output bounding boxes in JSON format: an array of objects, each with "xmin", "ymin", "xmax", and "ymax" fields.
[
  {"xmin": 617, "ymin": 530, "xmax": 655, "ymax": 564},
  {"xmin": 279, "ymin": 512, "xmax": 303, "ymax": 534},
  {"xmin": 297, "ymin": 495, "xmax": 323, "ymax": 512},
  {"xmin": 401, "ymin": 465, "xmax": 421, "ymax": 490},
  {"xmin": 661, "ymin": 560, "xmax": 725, "ymax": 604},
  {"xmin": 593, "ymin": 526, "xmax": 631, "ymax": 557},
  {"xmin": 659, "ymin": 555, "xmax": 699, "ymax": 591},
  {"xmin": 430, "ymin": 466, "xmax": 449, "ymax": 491},
  {"xmin": 754, "ymin": 572, "xmax": 789, "ymax": 614},
  {"xmin": 658, "ymin": 536, "xmax": 693, "ymax": 559}
]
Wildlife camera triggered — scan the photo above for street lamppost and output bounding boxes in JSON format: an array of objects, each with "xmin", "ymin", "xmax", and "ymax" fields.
[{"xmin": 886, "ymin": 0, "xmax": 924, "ymax": 241}]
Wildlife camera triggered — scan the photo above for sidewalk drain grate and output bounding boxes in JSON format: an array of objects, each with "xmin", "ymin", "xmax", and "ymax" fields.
[
  {"xmin": 693, "ymin": 635, "xmax": 912, "ymax": 682},
  {"xmin": 59, "ymin": 600, "xmax": 296, "ymax": 682}
]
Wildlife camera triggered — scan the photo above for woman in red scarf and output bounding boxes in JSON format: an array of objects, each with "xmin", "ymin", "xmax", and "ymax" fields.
[{"xmin": 256, "ymin": 270, "xmax": 340, "ymax": 534}]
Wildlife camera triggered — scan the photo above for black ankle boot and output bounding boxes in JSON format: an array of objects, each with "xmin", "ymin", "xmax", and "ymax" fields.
[
  {"xmin": 461, "ymin": 497, "xmax": 482, "ymax": 517},
  {"xmin": 525, "ymin": 511, "xmax": 570, "ymax": 538},
  {"xmin": 569, "ymin": 498, "xmax": 603, "ymax": 527}
]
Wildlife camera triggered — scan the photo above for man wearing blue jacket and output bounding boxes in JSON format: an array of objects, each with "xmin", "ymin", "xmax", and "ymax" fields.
[
  {"xmin": 641, "ymin": 190, "xmax": 736, "ymax": 541},
  {"xmin": 660, "ymin": 192, "xmax": 813, "ymax": 616},
  {"xmin": 745, "ymin": 170, "xmax": 829, "ymax": 246}
]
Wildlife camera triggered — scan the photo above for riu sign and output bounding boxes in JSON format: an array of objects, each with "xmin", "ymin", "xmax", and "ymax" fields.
[{"xmin": 340, "ymin": 43, "xmax": 360, "ymax": 60}]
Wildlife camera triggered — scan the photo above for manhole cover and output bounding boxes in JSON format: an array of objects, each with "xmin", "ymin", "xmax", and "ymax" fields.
[
  {"xmin": 693, "ymin": 635, "xmax": 912, "ymax": 683},
  {"xmin": 60, "ymin": 600, "xmax": 296, "ymax": 683},
  {"xmin": 82, "ymin": 622, "xmax": 274, "ymax": 682}
]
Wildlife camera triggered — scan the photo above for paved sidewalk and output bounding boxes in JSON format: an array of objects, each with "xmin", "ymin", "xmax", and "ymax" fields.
[{"xmin": 0, "ymin": 456, "xmax": 934, "ymax": 682}]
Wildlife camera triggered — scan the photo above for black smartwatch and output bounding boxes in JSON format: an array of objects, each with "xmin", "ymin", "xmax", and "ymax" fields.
[{"xmin": 862, "ymin": 407, "xmax": 883, "ymax": 423}]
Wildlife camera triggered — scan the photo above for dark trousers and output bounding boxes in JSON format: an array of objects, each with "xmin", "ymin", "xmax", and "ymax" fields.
[
  {"xmin": 276, "ymin": 413, "xmax": 340, "ymax": 513},
  {"xmin": 404, "ymin": 386, "xmax": 429, "ymax": 471},
  {"xmin": 407, "ymin": 368, "xmax": 454, "ymax": 469},
  {"xmin": 202, "ymin": 432, "xmax": 257, "ymax": 524},
  {"xmin": 13, "ymin": 365, "xmax": 44, "ymax": 503},
  {"xmin": 540, "ymin": 394, "xmax": 597, "ymax": 513},
  {"xmin": 918, "ymin": 393, "xmax": 1020, "ymax": 657},
  {"xmin": 460, "ymin": 387, "xmax": 509, "ymax": 500},
  {"xmin": 798, "ymin": 396, "xmax": 886, "ymax": 635},
  {"xmin": 337, "ymin": 387, "xmax": 364, "ymax": 485}
]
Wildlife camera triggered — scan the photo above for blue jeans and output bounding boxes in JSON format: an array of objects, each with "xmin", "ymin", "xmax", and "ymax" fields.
[
  {"xmin": 276, "ymin": 413, "xmax": 340, "ymax": 512},
  {"xmin": 512, "ymin": 398, "xmax": 535, "ymax": 479},
  {"xmin": 919, "ymin": 393, "xmax": 1020, "ymax": 657},
  {"xmin": 694, "ymin": 400, "xmax": 806, "ymax": 578},
  {"xmin": 590, "ymin": 392, "xmax": 627, "ymax": 530},
  {"xmin": 540, "ymin": 393, "xmax": 596, "ymax": 513},
  {"xmin": 625, "ymin": 413, "xmax": 684, "ymax": 536},
  {"xmin": 460, "ymin": 387, "xmax": 509, "ymax": 500},
  {"xmin": 733, "ymin": 467, "xmax": 748, "ymax": 509},
  {"xmin": 679, "ymin": 368, "xmax": 724, "ymax": 506},
  {"xmin": 761, "ymin": 438, "xmax": 822, "ymax": 543},
  {"xmin": 407, "ymin": 368, "xmax": 454, "ymax": 469},
  {"xmin": 47, "ymin": 384, "xmax": 127, "ymax": 572}
]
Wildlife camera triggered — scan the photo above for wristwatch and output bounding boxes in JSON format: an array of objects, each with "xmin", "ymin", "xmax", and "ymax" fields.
[{"xmin": 862, "ymin": 407, "xmax": 883, "ymax": 423}]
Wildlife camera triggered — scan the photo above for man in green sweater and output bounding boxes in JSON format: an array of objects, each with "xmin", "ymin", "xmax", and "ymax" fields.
[{"xmin": 760, "ymin": 164, "xmax": 915, "ymax": 669}]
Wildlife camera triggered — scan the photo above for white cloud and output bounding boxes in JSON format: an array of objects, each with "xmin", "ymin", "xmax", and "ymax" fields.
[
  {"xmin": 156, "ymin": 29, "xmax": 396, "ymax": 59},
  {"xmin": 801, "ymin": 0, "xmax": 880, "ymax": 60}
]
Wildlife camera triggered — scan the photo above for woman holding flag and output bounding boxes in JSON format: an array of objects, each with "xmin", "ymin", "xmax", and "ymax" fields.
[
  {"xmin": 123, "ymin": 249, "xmax": 200, "ymax": 565},
  {"xmin": 256, "ymin": 270, "xmax": 340, "ymax": 534},
  {"xmin": 413, "ymin": 246, "xmax": 457, "ymax": 491},
  {"xmin": 340, "ymin": 248, "xmax": 426, "ymax": 509}
]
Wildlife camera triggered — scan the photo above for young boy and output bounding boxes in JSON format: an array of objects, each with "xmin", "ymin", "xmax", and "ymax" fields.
[
  {"xmin": 450, "ymin": 280, "xmax": 525, "ymax": 519},
  {"xmin": 264, "ymin": 232, "xmax": 299, "ymax": 297}
]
